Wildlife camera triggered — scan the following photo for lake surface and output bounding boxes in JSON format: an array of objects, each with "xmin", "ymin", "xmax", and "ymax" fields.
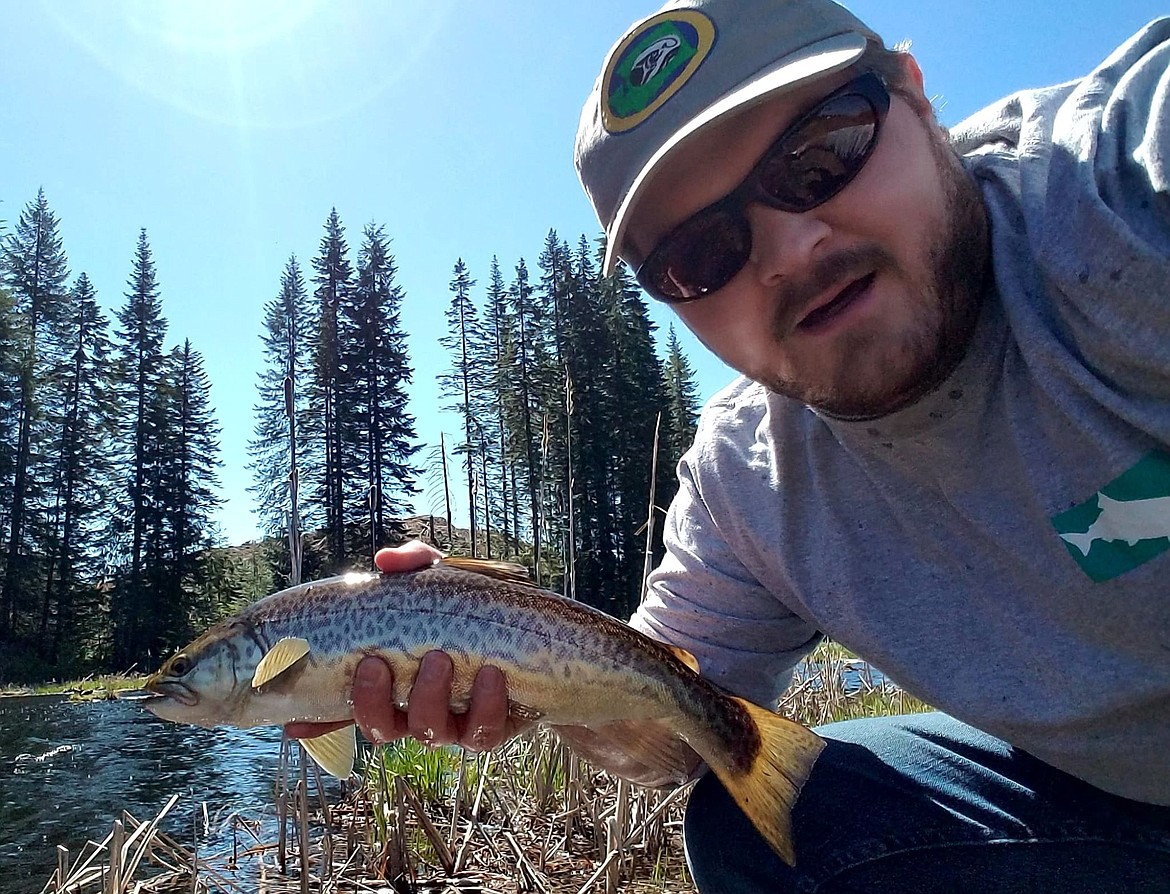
[{"xmin": 0, "ymin": 696, "xmax": 287, "ymax": 892}]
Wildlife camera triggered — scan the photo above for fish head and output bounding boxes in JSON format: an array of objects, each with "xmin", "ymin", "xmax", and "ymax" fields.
[{"xmin": 142, "ymin": 621, "xmax": 259, "ymax": 727}]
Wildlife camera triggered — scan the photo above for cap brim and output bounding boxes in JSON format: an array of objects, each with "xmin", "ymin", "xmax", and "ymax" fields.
[{"xmin": 603, "ymin": 32, "xmax": 869, "ymax": 277}]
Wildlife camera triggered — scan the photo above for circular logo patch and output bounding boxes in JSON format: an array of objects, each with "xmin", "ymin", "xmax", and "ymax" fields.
[{"xmin": 601, "ymin": 10, "xmax": 716, "ymax": 134}]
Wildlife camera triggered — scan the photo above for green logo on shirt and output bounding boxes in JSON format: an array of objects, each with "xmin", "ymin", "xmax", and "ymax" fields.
[{"xmin": 1052, "ymin": 450, "xmax": 1170, "ymax": 581}]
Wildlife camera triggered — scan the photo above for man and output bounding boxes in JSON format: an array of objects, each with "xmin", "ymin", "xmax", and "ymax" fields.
[{"xmin": 292, "ymin": 1, "xmax": 1170, "ymax": 889}]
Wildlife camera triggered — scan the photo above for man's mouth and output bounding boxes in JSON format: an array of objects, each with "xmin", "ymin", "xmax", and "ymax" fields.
[{"xmin": 797, "ymin": 273, "xmax": 877, "ymax": 332}]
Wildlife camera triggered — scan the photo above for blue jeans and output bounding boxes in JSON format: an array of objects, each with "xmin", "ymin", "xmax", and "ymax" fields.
[{"xmin": 684, "ymin": 713, "xmax": 1170, "ymax": 893}]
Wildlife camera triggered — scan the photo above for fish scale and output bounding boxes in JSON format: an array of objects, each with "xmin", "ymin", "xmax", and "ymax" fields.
[{"xmin": 135, "ymin": 557, "xmax": 825, "ymax": 866}]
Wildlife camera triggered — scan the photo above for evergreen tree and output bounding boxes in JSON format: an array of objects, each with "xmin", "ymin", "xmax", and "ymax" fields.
[
  {"xmin": 559, "ymin": 235, "xmax": 618, "ymax": 604},
  {"xmin": 40, "ymin": 273, "xmax": 118, "ymax": 663},
  {"xmin": 248, "ymin": 255, "xmax": 313, "ymax": 559},
  {"xmin": 160, "ymin": 339, "xmax": 222, "ymax": 646},
  {"xmin": 663, "ymin": 325, "xmax": 701, "ymax": 467},
  {"xmin": 342, "ymin": 222, "xmax": 419, "ymax": 556},
  {"xmin": 0, "ymin": 189, "xmax": 70, "ymax": 640},
  {"xmin": 437, "ymin": 258, "xmax": 485, "ymax": 555},
  {"xmin": 481, "ymin": 257, "xmax": 516, "ymax": 556},
  {"xmin": 308, "ymin": 210, "xmax": 353, "ymax": 569},
  {"xmin": 506, "ymin": 258, "xmax": 544, "ymax": 582},
  {"xmin": 598, "ymin": 256, "xmax": 671, "ymax": 616},
  {"xmin": 536, "ymin": 231, "xmax": 574, "ymax": 586},
  {"xmin": 111, "ymin": 229, "xmax": 169, "ymax": 667},
  {"xmin": 0, "ymin": 285, "xmax": 18, "ymax": 577}
]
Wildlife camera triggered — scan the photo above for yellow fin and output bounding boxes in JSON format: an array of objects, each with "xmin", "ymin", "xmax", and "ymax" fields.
[
  {"xmin": 252, "ymin": 637, "xmax": 311, "ymax": 689},
  {"xmin": 666, "ymin": 644, "xmax": 700, "ymax": 674},
  {"xmin": 707, "ymin": 699, "xmax": 825, "ymax": 867},
  {"xmin": 439, "ymin": 556, "xmax": 534, "ymax": 585},
  {"xmin": 298, "ymin": 725, "xmax": 355, "ymax": 778}
]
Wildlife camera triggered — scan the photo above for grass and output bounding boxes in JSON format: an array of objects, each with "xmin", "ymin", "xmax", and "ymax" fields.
[{"xmin": 0, "ymin": 674, "xmax": 145, "ymax": 701}]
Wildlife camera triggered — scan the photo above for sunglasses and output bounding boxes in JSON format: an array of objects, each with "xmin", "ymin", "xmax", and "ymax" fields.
[{"xmin": 635, "ymin": 71, "xmax": 891, "ymax": 304}]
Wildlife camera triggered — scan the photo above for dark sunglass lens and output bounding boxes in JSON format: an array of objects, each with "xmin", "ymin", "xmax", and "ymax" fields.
[
  {"xmin": 758, "ymin": 93, "xmax": 877, "ymax": 210},
  {"xmin": 641, "ymin": 212, "xmax": 751, "ymax": 302}
]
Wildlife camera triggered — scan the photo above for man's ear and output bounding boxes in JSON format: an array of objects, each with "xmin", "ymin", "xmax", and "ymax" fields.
[{"xmin": 897, "ymin": 53, "xmax": 936, "ymax": 122}]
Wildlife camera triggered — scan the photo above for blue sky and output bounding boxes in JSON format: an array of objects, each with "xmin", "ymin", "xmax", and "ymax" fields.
[{"xmin": 2, "ymin": 0, "xmax": 1166, "ymax": 545}]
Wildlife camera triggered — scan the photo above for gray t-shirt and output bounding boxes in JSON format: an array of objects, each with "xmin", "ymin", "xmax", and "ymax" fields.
[{"xmin": 633, "ymin": 19, "xmax": 1170, "ymax": 804}]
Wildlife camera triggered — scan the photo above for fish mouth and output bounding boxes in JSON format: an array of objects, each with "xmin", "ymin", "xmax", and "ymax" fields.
[
  {"xmin": 114, "ymin": 688, "xmax": 164, "ymax": 703},
  {"xmin": 142, "ymin": 679, "xmax": 200, "ymax": 707}
]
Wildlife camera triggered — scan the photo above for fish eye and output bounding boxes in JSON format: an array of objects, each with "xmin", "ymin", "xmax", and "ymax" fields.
[{"xmin": 169, "ymin": 655, "xmax": 192, "ymax": 677}]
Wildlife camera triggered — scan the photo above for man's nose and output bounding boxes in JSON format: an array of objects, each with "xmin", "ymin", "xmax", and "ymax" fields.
[{"xmin": 744, "ymin": 203, "xmax": 831, "ymax": 286}]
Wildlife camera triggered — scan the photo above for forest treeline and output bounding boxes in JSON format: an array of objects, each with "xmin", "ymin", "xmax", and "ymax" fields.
[{"xmin": 0, "ymin": 190, "xmax": 701, "ymax": 681}]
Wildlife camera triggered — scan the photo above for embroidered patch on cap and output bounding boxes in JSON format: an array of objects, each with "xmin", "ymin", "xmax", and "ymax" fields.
[
  {"xmin": 601, "ymin": 10, "xmax": 716, "ymax": 134},
  {"xmin": 1052, "ymin": 450, "xmax": 1170, "ymax": 581}
]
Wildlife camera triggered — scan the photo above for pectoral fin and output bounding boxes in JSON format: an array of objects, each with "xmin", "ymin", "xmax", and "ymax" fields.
[
  {"xmin": 298, "ymin": 725, "xmax": 356, "ymax": 778},
  {"xmin": 252, "ymin": 637, "xmax": 311, "ymax": 688}
]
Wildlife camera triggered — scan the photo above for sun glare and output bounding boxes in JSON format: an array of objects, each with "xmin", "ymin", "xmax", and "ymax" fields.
[{"xmin": 41, "ymin": 0, "xmax": 455, "ymax": 128}]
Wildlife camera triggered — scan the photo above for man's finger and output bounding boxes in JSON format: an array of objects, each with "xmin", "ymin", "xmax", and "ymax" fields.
[
  {"xmin": 459, "ymin": 665, "xmax": 510, "ymax": 751},
  {"xmin": 352, "ymin": 656, "xmax": 405, "ymax": 744},
  {"xmin": 407, "ymin": 651, "xmax": 457, "ymax": 745},
  {"xmin": 374, "ymin": 540, "xmax": 442, "ymax": 574}
]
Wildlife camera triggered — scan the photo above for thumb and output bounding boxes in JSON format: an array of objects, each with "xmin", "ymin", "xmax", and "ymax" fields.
[{"xmin": 374, "ymin": 540, "xmax": 443, "ymax": 574}]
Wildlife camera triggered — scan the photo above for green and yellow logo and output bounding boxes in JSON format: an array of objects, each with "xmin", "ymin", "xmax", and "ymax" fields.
[
  {"xmin": 601, "ymin": 10, "xmax": 716, "ymax": 133},
  {"xmin": 1052, "ymin": 450, "xmax": 1170, "ymax": 582}
]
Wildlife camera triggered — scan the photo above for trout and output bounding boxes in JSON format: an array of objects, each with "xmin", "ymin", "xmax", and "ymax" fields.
[{"xmin": 135, "ymin": 557, "xmax": 824, "ymax": 865}]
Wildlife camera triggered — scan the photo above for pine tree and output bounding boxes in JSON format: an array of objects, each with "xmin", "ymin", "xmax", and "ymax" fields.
[
  {"xmin": 342, "ymin": 222, "xmax": 419, "ymax": 557},
  {"xmin": 663, "ymin": 325, "xmax": 701, "ymax": 467},
  {"xmin": 160, "ymin": 339, "xmax": 222, "ymax": 646},
  {"xmin": 248, "ymin": 255, "xmax": 313, "ymax": 565},
  {"xmin": 0, "ymin": 189, "xmax": 71, "ymax": 640},
  {"xmin": 598, "ymin": 255, "xmax": 671, "ymax": 617},
  {"xmin": 111, "ymin": 229, "xmax": 169, "ymax": 667},
  {"xmin": 481, "ymin": 257, "xmax": 515, "ymax": 556},
  {"xmin": 559, "ymin": 235, "xmax": 618, "ymax": 605},
  {"xmin": 308, "ymin": 210, "xmax": 353, "ymax": 569},
  {"xmin": 0, "ymin": 285, "xmax": 18, "ymax": 576},
  {"xmin": 506, "ymin": 258, "xmax": 544, "ymax": 582},
  {"xmin": 40, "ymin": 273, "xmax": 118, "ymax": 663},
  {"xmin": 438, "ymin": 258, "xmax": 485, "ymax": 555}
]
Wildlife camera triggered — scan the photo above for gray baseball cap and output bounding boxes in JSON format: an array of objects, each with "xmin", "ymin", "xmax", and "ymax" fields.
[{"xmin": 574, "ymin": 0, "xmax": 880, "ymax": 275}]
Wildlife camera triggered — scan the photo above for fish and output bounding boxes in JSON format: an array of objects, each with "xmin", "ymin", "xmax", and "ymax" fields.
[
  {"xmin": 1059, "ymin": 492, "xmax": 1170, "ymax": 557},
  {"xmin": 135, "ymin": 557, "xmax": 824, "ymax": 865}
]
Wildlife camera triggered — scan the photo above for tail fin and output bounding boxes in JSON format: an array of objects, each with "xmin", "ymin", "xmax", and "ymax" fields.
[{"xmin": 705, "ymin": 698, "xmax": 824, "ymax": 866}]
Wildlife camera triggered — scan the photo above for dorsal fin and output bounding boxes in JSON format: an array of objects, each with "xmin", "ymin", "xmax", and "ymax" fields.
[
  {"xmin": 666, "ymin": 644, "xmax": 700, "ymax": 674},
  {"xmin": 252, "ymin": 637, "xmax": 311, "ymax": 688},
  {"xmin": 439, "ymin": 556, "xmax": 534, "ymax": 586}
]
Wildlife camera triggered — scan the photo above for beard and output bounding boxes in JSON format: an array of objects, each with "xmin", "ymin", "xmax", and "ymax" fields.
[{"xmin": 759, "ymin": 128, "xmax": 991, "ymax": 420}]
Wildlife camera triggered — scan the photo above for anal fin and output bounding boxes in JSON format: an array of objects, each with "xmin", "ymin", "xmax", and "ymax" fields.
[{"xmin": 297, "ymin": 725, "xmax": 356, "ymax": 779}]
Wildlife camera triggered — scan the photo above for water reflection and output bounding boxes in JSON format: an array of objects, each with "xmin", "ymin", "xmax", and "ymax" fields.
[{"xmin": 0, "ymin": 696, "xmax": 284, "ymax": 892}]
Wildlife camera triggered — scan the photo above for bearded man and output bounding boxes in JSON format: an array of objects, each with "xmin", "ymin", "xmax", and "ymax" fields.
[{"xmin": 294, "ymin": 2, "xmax": 1170, "ymax": 889}]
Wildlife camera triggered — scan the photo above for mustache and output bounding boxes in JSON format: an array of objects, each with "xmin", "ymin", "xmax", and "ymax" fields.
[{"xmin": 771, "ymin": 244, "xmax": 895, "ymax": 336}]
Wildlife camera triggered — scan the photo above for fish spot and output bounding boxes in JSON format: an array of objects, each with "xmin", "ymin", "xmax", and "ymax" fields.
[
  {"xmin": 866, "ymin": 427, "xmax": 880, "ymax": 438},
  {"xmin": 1078, "ymin": 270, "xmax": 1090, "ymax": 285},
  {"xmin": 948, "ymin": 389, "xmax": 964, "ymax": 401},
  {"xmin": 1110, "ymin": 269, "xmax": 1123, "ymax": 282}
]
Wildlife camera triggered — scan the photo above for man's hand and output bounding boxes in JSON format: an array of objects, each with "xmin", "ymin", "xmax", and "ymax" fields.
[{"xmin": 284, "ymin": 541, "xmax": 526, "ymax": 751}]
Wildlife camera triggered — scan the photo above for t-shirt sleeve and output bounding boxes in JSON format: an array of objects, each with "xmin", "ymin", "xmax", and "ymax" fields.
[
  {"xmin": 629, "ymin": 422, "xmax": 821, "ymax": 709},
  {"xmin": 958, "ymin": 18, "xmax": 1170, "ymax": 401}
]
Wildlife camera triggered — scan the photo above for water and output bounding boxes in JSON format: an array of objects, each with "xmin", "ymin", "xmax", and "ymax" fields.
[{"xmin": 0, "ymin": 695, "xmax": 286, "ymax": 892}]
